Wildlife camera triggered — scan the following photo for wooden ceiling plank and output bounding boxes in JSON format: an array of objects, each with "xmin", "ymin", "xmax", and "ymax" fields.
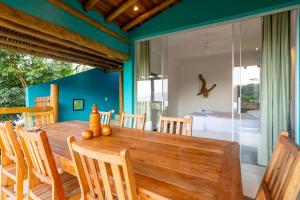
[
  {"xmin": 105, "ymin": 0, "xmax": 138, "ymax": 23},
  {"xmin": 0, "ymin": 43, "xmax": 107, "ymax": 68},
  {"xmin": 0, "ymin": 28, "xmax": 120, "ymax": 66},
  {"xmin": 0, "ymin": 18, "xmax": 106, "ymax": 58},
  {"xmin": 0, "ymin": 37, "xmax": 110, "ymax": 67},
  {"xmin": 0, "ymin": 18, "xmax": 124, "ymax": 65},
  {"xmin": 121, "ymin": 0, "xmax": 178, "ymax": 31},
  {"xmin": 104, "ymin": 67, "xmax": 123, "ymax": 72},
  {"xmin": 48, "ymin": 0, "xmax": 129, "ymax": 44},
  {"xmin": 83, "ymin": 0, "xmax": 99, "ymax": 11},
  {"xmin": 0, "ymin": 2, "xmax": 129, "ymax": 61}
]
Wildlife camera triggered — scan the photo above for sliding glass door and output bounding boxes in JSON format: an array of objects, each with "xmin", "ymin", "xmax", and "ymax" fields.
[
  {"xmin": 136, "ymin": 38, "xmax": 168, "ymax": 130},
  {"xmin": 232, "ymin": 18, "xmax": 264, "ymax": 165}
]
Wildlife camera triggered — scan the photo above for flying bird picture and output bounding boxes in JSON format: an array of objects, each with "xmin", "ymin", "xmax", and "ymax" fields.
[{"xmin": 197, "ymin": 74, "xmax": 216, "ymax": 98}]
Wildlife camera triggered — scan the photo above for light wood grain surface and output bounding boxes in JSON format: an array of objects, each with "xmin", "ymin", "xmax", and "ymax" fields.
[{"xmin": 44, "ymin": 121, "xmax": 243, "ymax": 200}]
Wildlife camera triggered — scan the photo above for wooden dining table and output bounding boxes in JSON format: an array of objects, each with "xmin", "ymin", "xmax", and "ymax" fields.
[{"xmin": 44, "ymin": 121, "xmax": 243, "ymax": 200}]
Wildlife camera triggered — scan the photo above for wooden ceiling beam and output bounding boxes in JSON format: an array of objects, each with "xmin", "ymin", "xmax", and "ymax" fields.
[
  {"xmin": 0, "ymin": 28, "xmax": 120, "ymax": 66},
  {"xmin": 121, "ymin": 0, "xmax": 178, "ymax": 32},
  {"xmin": 0, "ymin": 37, "xmax": 110, "ymax": 68},
  {"xmin": 0, "ymin": 18, "xmax": 105, "ymax": 58},
  {"xmin": 0, "ymin": 43, "xmax": 108, "ymax": 69},
  {"xmin": 0, "ymin": 18, "xmax": 124, "ymax": 65},
  {"xmin": 0, "ymin": 2, "xmax": 129, "ymax": 61},
  {"xmin": 83, "ymin": 0, "xmax": 99, "ymax": 11},
  {"xmin": 104, "ymin": 67, "xmax": 123, "ymax": 72},
  {"xmin": 105, "ymin": 0, "xmax": 138, "ymax": 23},
  {"xmin": 48, "ymin": 0, "xmax": 129, "ymax": 44}
]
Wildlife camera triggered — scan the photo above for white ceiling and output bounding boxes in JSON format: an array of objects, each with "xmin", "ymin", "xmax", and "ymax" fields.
[{"xmin": 151, "ymin": 17, "xmax": 261, "ymax": 65}]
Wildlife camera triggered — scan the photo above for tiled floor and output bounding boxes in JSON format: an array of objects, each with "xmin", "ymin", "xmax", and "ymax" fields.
[{"xmin": 241, "ymin": 163, "xmax": 266, "ymax": 198}]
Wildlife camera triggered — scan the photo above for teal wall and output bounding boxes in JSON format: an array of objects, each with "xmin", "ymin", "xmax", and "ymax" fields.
[
  {"xmin": 129, "ymin": 0, "xmax": 300, "ymax": 40},
  {"xmin": 1, "ymin": 0, "xmax": 129, "ymax": 54},
  {"xmin": 26, "ymin": 68, "xmax": 119, "ymax": 122},
  {"xmin": 123, "ymin": 42, "xmax": 135, "ymax": 113},
  {"xmin": 298, "ymin": 10, "xmax": 300, "ymax": 144}
]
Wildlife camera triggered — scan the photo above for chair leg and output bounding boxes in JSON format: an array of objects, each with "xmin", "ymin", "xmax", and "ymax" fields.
[{"xmin": 16, "ymin": 173, "xmax": 24, "ymax": 200}]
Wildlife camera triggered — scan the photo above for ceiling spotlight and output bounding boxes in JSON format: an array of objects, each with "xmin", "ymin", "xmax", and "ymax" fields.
[
  {"xmin": 255, "ymin": 47, "xmax": 259, "ymax": 51},
  {"xmin": 133, "ymin": 6, "xmax": 139, "ymax": 11}
]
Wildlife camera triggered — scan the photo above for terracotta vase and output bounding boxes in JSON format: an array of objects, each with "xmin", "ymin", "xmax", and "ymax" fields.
[{"xmin": 89, "ymin": 104, "xmax": 101, "ymax": 136}]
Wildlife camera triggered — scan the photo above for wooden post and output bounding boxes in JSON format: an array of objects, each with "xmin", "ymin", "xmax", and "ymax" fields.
[
  {"xmin": 119, "ymin": 69, "xmax": 124, "ymax": 114},
  {"xmin": 50, "ymin": 84, "xmax": 59, "ymax": 122}
]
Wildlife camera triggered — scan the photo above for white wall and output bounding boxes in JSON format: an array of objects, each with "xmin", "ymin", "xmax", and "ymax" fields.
[
  {"xmin": 176, "ymin": 55, "xmax": 233, "ymax": 116},
  {"xmin": 167, "ymin": 63, "xmax": 179, "ymax": 116},
  {"xmin": 167, "ymin": 51, "xmax": 260, "ymax": 117}
]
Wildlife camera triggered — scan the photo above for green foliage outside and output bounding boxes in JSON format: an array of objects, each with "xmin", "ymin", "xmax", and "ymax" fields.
[
  {"xmin": 0, "ymin": 49, "xmax": 92, "ymax": 121},
  {"xmin": 241, "ymin": 83, "xmax": 259, "ymax": 113}
]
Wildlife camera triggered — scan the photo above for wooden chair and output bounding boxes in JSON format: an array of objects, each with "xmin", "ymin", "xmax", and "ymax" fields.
[
  {"xmin": 23, "ymin": 110, "xmax": 54, "ymax": 127},
  {"xmin": 16, "ymin": 127, "xmax": 81, "ymax": 200},
  {"xmin": 246, "ymin": 132, "xmax": 300, "ymax": 200},
  {"xmin": 120, "ymin": 112, "xmax": 146, "ymax": 130},
  {"xmin": 0, "ymin": 121, "xmax": 27, "ymax": 200},
  {"xmin": 158, "ymin": 116, "xmax": 193, "ymax": 136},
  {"xmin": 99, "ymin": 111, "xmax": 112, "ymax": 125},
  {"xmin": 67, "ymin": 136, "xmax": 139, "ymax": 200}
]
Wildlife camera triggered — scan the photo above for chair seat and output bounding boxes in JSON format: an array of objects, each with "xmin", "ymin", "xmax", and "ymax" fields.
[
  {"xmin": 30, "ymin": 172, "xmax": 80, "ymax": 200},
  {"xmin": 2, "ymin": 163, "xmax": 17, "ymax": 181}
]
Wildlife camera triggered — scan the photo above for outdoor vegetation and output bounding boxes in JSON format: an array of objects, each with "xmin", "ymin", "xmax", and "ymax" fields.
[
  {"xmin": 0, "ymin": 49, "xmax": 91, "ymax": 108},
  {"xmin": 0, "ymin": 49, "xmax": 92, "ymax": 122},
  {"xmin": 241, "ymin": 83, "xmax": 260, "ymax": 113}
]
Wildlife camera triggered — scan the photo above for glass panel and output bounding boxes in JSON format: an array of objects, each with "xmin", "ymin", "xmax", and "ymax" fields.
[
  {"xmin": 136, "ymin": 37, "xmax": 168, "ymax": 131},
  {"xmin": 232, "ymin": 18, "xmax": 264, "ymax": 166},
  {"xmin": 240, "ymin": 18, "xmax": 262, "ymax": 166}
]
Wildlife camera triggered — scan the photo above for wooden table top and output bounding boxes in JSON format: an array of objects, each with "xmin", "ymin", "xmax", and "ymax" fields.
[{"xmin": 44, "ymin": 121, "xmax": 243, "ymax": 200}]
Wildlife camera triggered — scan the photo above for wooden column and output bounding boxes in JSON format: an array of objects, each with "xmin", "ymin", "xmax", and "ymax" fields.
[
  {"xmin": 50, "ymin": 84, "xmax": 59, "ymax": 122},
  {"xmin": 119, "ymin": 69, "xmax": 124, "ymax": 114}
]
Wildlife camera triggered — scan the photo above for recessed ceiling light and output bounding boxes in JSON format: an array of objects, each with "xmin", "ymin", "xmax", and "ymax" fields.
[
  {"xmin": 255, "ymin": 47, "xmax": 259, "ymax": 51},
  {"xmin": 133, "ymin": 6, "xmax": 139, "ymax": 11}
]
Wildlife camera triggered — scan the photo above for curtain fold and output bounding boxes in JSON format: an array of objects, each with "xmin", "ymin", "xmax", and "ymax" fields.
[
  {"xmin": 137, "ymin": 41, "xmax": 151, "ymax": 121},
  {"xmin": 259, "ymin": 11, "xmax": 291, "ymax": 165}
]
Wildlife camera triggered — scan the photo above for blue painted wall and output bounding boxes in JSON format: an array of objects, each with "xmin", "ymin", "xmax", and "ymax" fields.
[
  {"xmin": 26, "ymin": 68, "xmax": 119, "ymax": 122},
  {"xmin": 1, "ymin": 0, "xmax": 129, "ymax": 55}
]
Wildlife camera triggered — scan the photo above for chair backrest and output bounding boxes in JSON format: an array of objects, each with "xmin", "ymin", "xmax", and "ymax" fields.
[
  {"xmin": 99, "ymin": 111, "xmax": 112, "ymax": 125},
  {"xmin": 16, "ymin": 127, "xmax": 66, "ymax": 200},
  {"xmin": 0, "ymin": 121, "xmax": 27, "ymax": 171},
  {"xmin": 120, "ymin": 112, "xmax": 146, "ymax": 130},
  {"xmin": 256, "ymin": 132, "xmax": 300, "ymax": 200},
  {"xmin": 23, "ymin": 110, "xmax": 54, "ymax": 127},
  {"xmin": 68, "ymin": 136, "xmax": 138, "ymax": 200},
  {"xmin": 34, "ymin": 96, "xmax": 51, "ymax": 107},
  {"xmin": 158, "ymin": 116, "xmax": 193, "ymax": 136}
]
